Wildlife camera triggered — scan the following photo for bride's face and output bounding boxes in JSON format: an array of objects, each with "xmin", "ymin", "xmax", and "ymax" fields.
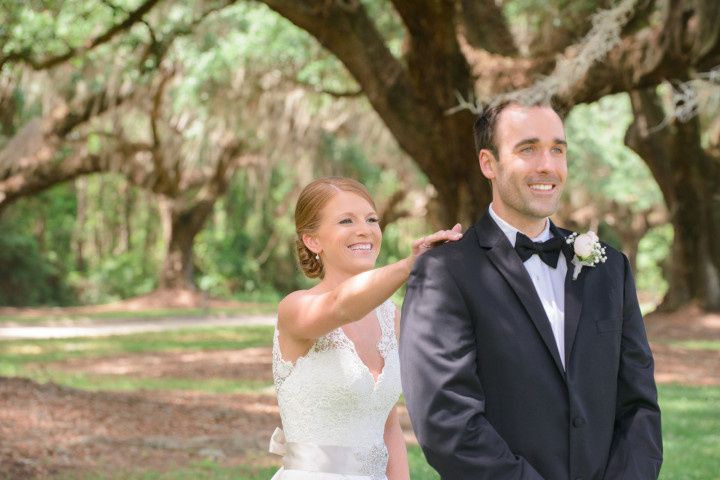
[{"xmin": 306, "ymin": 191, "xmax": 382, "ymax": 276}]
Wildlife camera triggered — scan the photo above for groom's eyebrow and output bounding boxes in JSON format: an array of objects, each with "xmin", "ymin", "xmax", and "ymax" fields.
[
  {"xmin": 513, "ymin": 138, "xmax": 539, "ymax": 149},
  {"xmin": 513, "ymin": 138, "xmax": 567, "ymax": 149}
]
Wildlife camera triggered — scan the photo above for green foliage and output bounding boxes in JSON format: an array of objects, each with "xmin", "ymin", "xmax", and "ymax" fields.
[
  {"xmin": 565, "ymin": 94, "xmax": 663, "ymax": 211},
  {"xmin": 1, "ymin": 0, "xmax": 146, "ymax": 61},
  {"xmin": 72, "ymin": 252, "xmax": 157, "ymax": 304},
  {"xmin": 0, "ymin": 185, "xmax": 77, "ymax": 305},
  {"xmin": 565, "ymin": 94, "xmax": 670, "ymax": 302},
  {"xmin": 195, "ymin": 165, "xmax": 299, "ymax": 298},
  {"xmin": 636, "ymin": 224, "xmax": 672, "ymax": 300},
  {"xmin": 318, "ymin": 134, "xmax": 383, "ymax": 188},
  {"xmin": 0, "ymin": 227, "xmax": 73, "ymax": 306},
  {"xmin": 1, "ymin": 1, "xmax": 676, "ymax": 308}
]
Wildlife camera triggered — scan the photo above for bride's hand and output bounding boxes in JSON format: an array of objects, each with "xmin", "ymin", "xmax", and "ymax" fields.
[{"xmin": 409, "ymin": 223, "xmax": 463, "ymax": 261}]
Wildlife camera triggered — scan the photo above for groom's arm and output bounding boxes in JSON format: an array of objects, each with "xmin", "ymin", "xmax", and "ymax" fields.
[
  {"xmin": 603, "ymin": 254, "xmax": 663, "ymax": 479},
  {"xmin": 400, "ymin": 252, "xmax": 543, "ymax": 480}
]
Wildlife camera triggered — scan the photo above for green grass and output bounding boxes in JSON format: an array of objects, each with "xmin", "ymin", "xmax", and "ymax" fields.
[
  {"xmin": 658, "ymin": 384, "xmax": 720, "ymax": 479},
  {"xmin": 0, "ymin": 325, "xmax": 275, "ymax": 393},
  {"xmin": 21, "ymin": 371, "xmax": 274, "ymax": 394},
  {"xmin": 408, "ymin": 444, "xmax": 440, "ymax": 480},
  {"xmin": 53, "ymin": 459, "xmax": 278, "ymax": 479},
  {"xmin": 659, "ymin": 339, "xmax": 720, "ymax": 351},
  {"xmin": 74, "ymin": 452, "xmax": 437, "ymax": 480},
  {"xmin": 0, "ymin": 325, "xmax": 274, "ymax": 365},
  {"xmin": 0, "ymin": 305, "xmax": 277, "ymax": 325},
  {"xmin": 238, "ymin": 385, "xmax": 720, "ymax": 480},
  {"xmin": 3, "ymin": 327, "xmax": 718, "ymax": 479}
]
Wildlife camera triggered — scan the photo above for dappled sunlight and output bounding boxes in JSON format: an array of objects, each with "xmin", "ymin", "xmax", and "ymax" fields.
[
  {"xmin": 40, "ymin": 348, "xmax": 274, "ymax": 383},
  {"xmin": 4, "ymin": 344, "xmax": 43, "ymax": 354},
  {"xmin": 651, "ymin": 344, "xmax": 720, "ymax": 386},
  {"xmin": 0, "ymin": 377, "xmax": 282, "ymax": 478}
]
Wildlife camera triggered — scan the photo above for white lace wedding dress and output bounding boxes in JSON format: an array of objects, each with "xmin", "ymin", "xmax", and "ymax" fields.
[{"xmin": 270, "ymin": 299, "xmax": 401, "ymax": 480}]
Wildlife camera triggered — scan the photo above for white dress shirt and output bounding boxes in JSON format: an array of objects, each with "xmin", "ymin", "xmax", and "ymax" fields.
[{"xmin": 488, "ymin": 204, "xmax": 568, "ymax": 369}]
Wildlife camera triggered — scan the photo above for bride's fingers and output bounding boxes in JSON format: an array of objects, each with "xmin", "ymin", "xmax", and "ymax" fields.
[
  {"xmin": 412, "ymin": 225, "xmax": 463, "ymax": 257},
  {"xmin": 425, "ymin": 228, "xmax": 462, "ymax": 246}
]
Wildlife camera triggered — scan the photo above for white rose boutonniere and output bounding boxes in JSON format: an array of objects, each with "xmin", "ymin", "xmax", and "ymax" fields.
[{"xmin": 565, "ymin": 231, "xmax": 607, "ymax": 280}]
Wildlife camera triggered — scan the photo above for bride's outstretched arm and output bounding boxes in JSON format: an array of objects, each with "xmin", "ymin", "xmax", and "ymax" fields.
[{"xmin": 278, "ymin": 224, "xmax": 462, "ymax": 340}]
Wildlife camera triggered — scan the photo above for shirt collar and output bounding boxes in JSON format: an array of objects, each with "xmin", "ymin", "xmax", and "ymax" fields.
[{"xmin": 488, "ymin": 203, "xmax": 551, "ymax": 247}]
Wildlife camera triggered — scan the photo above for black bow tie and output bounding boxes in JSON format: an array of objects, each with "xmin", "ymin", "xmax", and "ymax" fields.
[{"xmin": 514, "ymin": 232, "xmax": 564, "ymax": 268}]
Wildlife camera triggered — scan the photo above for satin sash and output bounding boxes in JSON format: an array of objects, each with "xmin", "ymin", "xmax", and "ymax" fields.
[{"xmin": 269, "ymin": 427, "xmax": 369, "ymax": 475}]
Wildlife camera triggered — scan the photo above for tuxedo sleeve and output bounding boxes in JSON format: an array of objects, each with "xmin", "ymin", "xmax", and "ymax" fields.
[
  {"xmin": 400, "ymin": 252, "xmax": 544, "ymax": 479},
  {"xmin": 603, "ymin": 254, "xmax": 663, "ymax": 479}
]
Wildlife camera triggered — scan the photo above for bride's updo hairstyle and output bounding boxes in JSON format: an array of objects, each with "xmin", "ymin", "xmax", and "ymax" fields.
[{"xmin": 295, "ymin": 177, "xmax": 377, "ymax": 279}]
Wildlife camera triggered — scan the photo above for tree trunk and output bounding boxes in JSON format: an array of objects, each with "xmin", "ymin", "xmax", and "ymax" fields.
[
  {"xmin": 113, "ymin": 179, "xmax": 132, "ymax": 255},
  {"xmin": 157, "ymin": 196, "xmax": 218, "ymax": 290},
  {"xmin": 626, "ymin": 88, "xmax": 720, "ymax": 311},
  {"xmin": 73, "ymin": 177, "xmax": 88, "ymax": 272}
]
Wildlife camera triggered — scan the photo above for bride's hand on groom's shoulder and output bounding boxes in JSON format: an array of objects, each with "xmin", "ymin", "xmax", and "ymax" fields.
[{"xmin": 409, "ymin": 223, "xmax": 463, "ymax": 262}]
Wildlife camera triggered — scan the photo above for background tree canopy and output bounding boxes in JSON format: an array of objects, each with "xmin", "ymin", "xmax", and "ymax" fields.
[{"xmin": 0, "ymin": 0, "xmax": 718, "ymax": 311}]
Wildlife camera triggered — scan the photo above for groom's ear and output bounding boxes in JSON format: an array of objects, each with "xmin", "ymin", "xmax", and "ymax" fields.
[{"xmin": 479, "ymin": 149, "xmax": 496, "ymax": 180}]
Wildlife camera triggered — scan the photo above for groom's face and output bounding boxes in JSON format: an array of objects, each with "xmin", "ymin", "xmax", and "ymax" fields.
[{"xmin": 481, "ymin": 104, "xmax": 567, "ymax": 224}]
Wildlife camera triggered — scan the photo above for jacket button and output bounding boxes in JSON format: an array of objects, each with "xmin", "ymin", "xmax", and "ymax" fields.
[{"xmin": 573, "ymin": 417, "xmax": 586, "ymax": 427}]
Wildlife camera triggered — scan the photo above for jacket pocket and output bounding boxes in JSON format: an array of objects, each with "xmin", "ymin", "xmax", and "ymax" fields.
[{"xmin": 595, "ymin": 317, "xmax": 622, "ymax": 333}]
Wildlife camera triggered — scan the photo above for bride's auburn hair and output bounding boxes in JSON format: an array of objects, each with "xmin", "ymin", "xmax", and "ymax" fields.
[{"xmin": 295, "ymin": 177, "xmax": 377, "ymax": 279}]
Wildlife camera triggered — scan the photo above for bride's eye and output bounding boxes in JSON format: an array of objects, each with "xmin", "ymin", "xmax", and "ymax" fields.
[
  {"xmin": 367, "ymin": 217, "xmax": 380, "ymax": 224},
  {"xmin": 339, "ymin": 218, "xmax": 352, "ymax": 224}
]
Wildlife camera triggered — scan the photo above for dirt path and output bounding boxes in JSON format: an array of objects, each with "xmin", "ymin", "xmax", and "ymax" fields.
[
  {"xmin": 1, "ymin": 305, "xmax": 718, "ymax": 478},
  {"xmin": 0, "ymin": 314, "xmax": 277, "ymax": 340}
]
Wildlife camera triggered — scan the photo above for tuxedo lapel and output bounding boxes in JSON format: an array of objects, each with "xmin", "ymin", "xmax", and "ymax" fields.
[
  {"xmin": 476, "ymin": 214, "xmax": 566, "ymax": 378},
  {"xmin": 557, "ymin": 230, "xmax": 585, "ymax": 368}
]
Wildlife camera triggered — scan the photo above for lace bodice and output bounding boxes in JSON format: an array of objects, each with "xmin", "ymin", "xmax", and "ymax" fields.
[{"xmin": 272, "ymin": 299, "xmax": 401, "ymax": 479}]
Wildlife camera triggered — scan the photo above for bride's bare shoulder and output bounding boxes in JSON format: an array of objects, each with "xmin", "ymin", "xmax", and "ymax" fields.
[
  {"xmin": 278, "ymin": 289, "xmax": 321, "ymax": 322},
  {"xmin": 279, "ymin": 290, "xmax": 305, "ymax": 312}
]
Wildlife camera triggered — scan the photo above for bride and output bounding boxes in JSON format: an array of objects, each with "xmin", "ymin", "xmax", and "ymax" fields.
[{"xmin": 270, "ymin": 177, "xmax": 462, "ymax": 479}]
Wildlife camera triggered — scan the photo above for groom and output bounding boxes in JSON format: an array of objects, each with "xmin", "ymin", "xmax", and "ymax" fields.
[{"xmin": 400, "ymin": 101, "xmax": 662, "ymax": 479}]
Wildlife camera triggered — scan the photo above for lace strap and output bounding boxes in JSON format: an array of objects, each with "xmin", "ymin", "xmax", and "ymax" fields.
[
  {"xmin": 378, "ymin": 300, "xmax": 395, "ymax": 331},
  {"xmin": 376, "ymin": 300, "xmax": 397, "ymax": 358},
  {"xmin": 272, "ymin": 327, "xmax": 294, "ymax": 388}
]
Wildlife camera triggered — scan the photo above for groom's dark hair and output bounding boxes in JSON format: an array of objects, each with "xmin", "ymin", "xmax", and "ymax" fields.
[
  {"xmin": 473, "ymin": 99, "xmax": 562, "ymax": 159},
  {"xmin": 473, "ymin": 100, "xmax": 511, "ymax": 159}
]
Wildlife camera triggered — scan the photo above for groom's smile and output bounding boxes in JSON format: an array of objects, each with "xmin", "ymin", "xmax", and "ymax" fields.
[{"xmin": 528, "ymin": 183, "xmax": 554, "ymax": 191}]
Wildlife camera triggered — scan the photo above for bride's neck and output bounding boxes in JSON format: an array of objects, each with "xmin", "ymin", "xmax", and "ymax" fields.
[{"xmin": 316, "ymin": 267, "xmax": 365, "ymax": 292}]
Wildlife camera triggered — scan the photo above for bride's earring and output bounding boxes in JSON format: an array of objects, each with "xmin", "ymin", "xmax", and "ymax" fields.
[{"xmin": 315, "ymin": 254, "xmax": 320, "ymax": 260}]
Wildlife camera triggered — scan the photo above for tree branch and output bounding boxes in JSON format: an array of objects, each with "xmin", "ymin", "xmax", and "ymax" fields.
[
  {"xmin": 0, "ymin": 149, "xmax": 107, "ymax": 211},
  {"xmin": 625, "ymin": 88, "xmax": 673, "ymax": 203},
  {"xmin": 293, "ymin": 77, "xmax": 363, "ymax": 97},
  {"xmin": 526, "ymin": 0, "xmax": 720, "ymax": 108},
  {"xmin": 0, "ymin": 0, "xmax": 163, "ymax": 71},
  {"xmin": 254, "ymin": 0, "xmax": 438, "ymax": 161},
  {"xmin": 456, "ymin": 0, "xmax": 517, "ymax": 56},
  {"xmin": 379, "ymin": 189, "xmax": 409, "ymax": 230}
]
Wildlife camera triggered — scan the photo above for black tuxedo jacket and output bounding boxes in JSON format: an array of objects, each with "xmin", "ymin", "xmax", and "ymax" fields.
[{"xmin": 400, "ymin": 213, "xmax": 662, "ymax": 480}]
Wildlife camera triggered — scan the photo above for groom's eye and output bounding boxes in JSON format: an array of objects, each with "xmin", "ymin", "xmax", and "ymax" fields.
[
  {"xmin": 339, "ymin": 218, "xmax": 352, "ymax": 224},
  {"xmin": 367, "ymin": 217, "xmax": 379, "ymax": 224}
]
